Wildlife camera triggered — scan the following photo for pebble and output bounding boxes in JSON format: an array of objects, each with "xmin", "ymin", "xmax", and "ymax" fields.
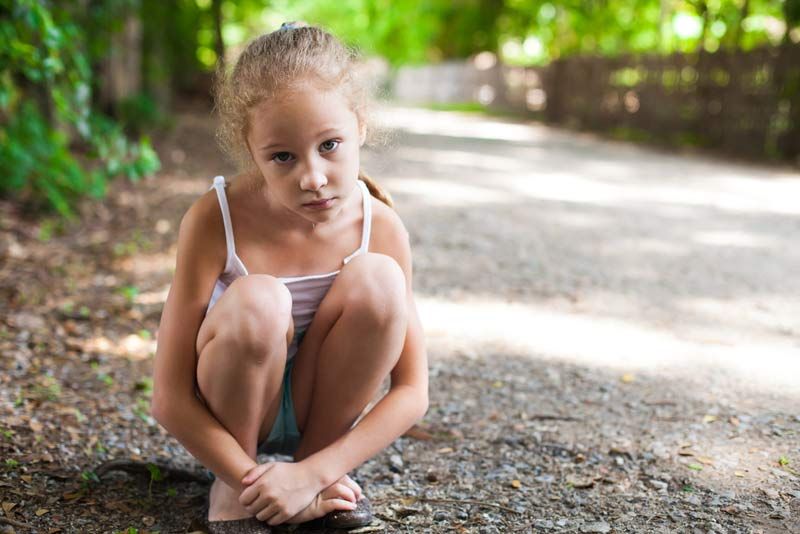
[
  {"xmin": 388, "ymin": 454, "xmax": 404, "ymax": 473},
  {"xmin": 685, "ymin": 494, "xmax": 702, "ymax": 506},
  {"xmin": 433, "ymin": 510, "xmax": 448, "ymax": 521},
  {"xmin": 581, "ymin": 521, "xmax": 611, "ymax": 533},
  {"xmin": 649, "ymin": 479, "xmax": 668, "ymax": 491},
  {"xmin": 533, "ymin": 519, "xmax": 555, "ymax": 530}
]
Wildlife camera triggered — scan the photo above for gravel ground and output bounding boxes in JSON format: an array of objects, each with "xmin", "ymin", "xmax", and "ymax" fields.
[{"xmin": 0, "ymin": 105, "xmax": 798, "ymax": 533}]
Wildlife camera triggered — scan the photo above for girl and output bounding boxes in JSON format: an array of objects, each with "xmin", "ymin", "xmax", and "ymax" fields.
[{"xmin": 151, "ymin": 23, "xmax": 428, "ymax": 531}]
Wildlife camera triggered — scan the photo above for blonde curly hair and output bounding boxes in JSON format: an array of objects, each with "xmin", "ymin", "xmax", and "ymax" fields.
[{"xmin": 214, "ymin": 24, "xmax": 392, "ymax": 207}]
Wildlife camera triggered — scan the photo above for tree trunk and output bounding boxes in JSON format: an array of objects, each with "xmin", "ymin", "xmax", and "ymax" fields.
[{"xmin": 212, "ymin": 0, "xmax": 225, "ymax": 68}]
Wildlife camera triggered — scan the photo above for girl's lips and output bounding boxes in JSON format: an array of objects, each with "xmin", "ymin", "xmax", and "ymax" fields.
[{"xmin": 303, "ymin": 197, "xmax": 335, "ymax": 209}]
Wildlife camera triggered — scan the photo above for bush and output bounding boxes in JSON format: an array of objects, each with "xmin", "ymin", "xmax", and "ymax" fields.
[{"xmin": 0, "ymin": 0, "xmax": 160, "ymax": 218}]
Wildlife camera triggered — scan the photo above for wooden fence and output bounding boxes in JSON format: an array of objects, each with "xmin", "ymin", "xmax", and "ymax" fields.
[{"xmin": 392, "ymin": 44, "xmax": 800, "ymax": 162}]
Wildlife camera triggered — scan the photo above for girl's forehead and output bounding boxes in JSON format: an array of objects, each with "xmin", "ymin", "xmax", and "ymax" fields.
[{"xmin": 248, "ymin": 85, "xmax": 359, "ymax": 145}]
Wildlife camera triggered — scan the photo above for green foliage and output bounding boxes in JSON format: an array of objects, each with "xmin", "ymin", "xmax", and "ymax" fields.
[
  {"xmin": 0, "ymin": 0, "xmax": 160, "ymax": 218},
  {"xmin": 216, "ymin": 0, "xmax": 799, "ymax": 68}
]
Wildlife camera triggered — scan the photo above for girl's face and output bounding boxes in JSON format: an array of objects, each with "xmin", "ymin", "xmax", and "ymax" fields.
[{"xmin": 247, "ymin": 82, "xmax": 365, "ymax": 227}]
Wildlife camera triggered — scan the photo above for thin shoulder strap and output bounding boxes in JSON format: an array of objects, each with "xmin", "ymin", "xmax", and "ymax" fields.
[
  {"xmin": 208, "ymin": 175, "xmax": 236, "ymax": 269},
  {"xmin": 357, "ymin": 179, "xmax": 372, "ymax": 253},
  {"xmin": 343, "ymin": 180, "xmax": 372, "ymax": 264}
]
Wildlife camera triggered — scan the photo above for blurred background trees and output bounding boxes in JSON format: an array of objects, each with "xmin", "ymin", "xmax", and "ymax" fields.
[{"xmin": 2, "ymin": 0, "xmax": 799, "ymax": 217}]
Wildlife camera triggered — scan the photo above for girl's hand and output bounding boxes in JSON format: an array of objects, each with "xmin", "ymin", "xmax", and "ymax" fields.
[
  {"xmin": 285, "ymin": 478, "xmax": 361, "ymax": 524},
  {"xmin": 239, "ymin": 462, "xmax": 355, "ymax": 525}
]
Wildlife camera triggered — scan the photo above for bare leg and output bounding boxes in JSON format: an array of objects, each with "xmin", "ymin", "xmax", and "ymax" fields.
[
  {"xmin": 195, "ymin": 275, "xmax": 294, "ymax": 520},
  {"xmin": 290, "ymin": 253, "xmax": 408, "ymax": 462}
]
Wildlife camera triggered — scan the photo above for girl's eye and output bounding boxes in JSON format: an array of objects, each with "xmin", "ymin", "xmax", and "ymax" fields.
[
  {"xmin": 320, "ymin": 140, "xmax": 339, "ymax": 153},
  {"xmin": 272, "ymin": 152, "xmax": 293, "ymax": 163}
]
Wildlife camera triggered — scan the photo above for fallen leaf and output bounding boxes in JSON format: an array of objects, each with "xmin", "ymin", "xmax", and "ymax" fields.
[
  {"xmin": 1, "ymin": 501, "xmax": 16, "ymax": 514},
  {"xmin": 566, "ymin": 476, "xmax": 595, "ymax": 489},
  {"xmin": 697, "ymin": 456, "xmax": 715, "ymax": 466},
  {"xmin": 20, "ymin": 475, "xmax": 32, "ymax": 483},
  {"xmin": 35, "ymin": 507, "xmax": 49, "ymax": 516},
  {"xmin": 400, "ymin": 497, "xmax": 418, "ymax": 506},
  {"xmin": 702, "ymin": 415, "xmax": 717, "ymax": 423},
  {"xmin": 734, "ymin": 471, "xmax": 746, "ymax": 477},
  {"xmin": 729, "ymin": 416, "xmax": 740, "ymax": 426},
  {"xmin": 510, "ymin": 479, "xmax": 521, "ymax": 489},
  {"xmin": 687, "ymin": 463, "xmax": 703, "ymax": 471},
  {"xmin": 678, "ymin": 449, "xmax": 695, "ymax": 457},
  {"xmin": 403, "ymin": 425, "xmax": 433, "ymax": 441},
  {"xmin": 29, "ymin": 419, "xmax": 43, "ymax": 433},
  {"xmin": 436, "ymin": 447, "xmax": 454, "ymax": 454},
  {"xmin": 492, "ymin": 380, "xmax": 503, "ymax": 388},
  {"xmin": 620, "ymin": 373, "xmax": 635, "ymax": 384}
]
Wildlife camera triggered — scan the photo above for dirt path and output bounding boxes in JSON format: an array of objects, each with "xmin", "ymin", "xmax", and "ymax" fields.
[{"xmin": 0, "ymin": 106, "xmax": 798, "ymax": 533}]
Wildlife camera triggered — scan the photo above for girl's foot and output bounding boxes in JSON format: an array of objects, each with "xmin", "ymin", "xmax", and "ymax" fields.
[{"xmin": 208, "ymin": 478, "xmax": 253, "ymax": 521}]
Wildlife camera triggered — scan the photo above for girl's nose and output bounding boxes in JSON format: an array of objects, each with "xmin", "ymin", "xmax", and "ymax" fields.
[{"xmin": 299, "ymin": 167, "xmax": 327, "ymax": 191}]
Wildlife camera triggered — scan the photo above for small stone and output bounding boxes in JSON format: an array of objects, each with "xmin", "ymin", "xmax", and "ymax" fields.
[
  {"xmin": 581, "ymin": 521, "xmax": 611, "ymax": 533},
  {"xmin": 456, "ymin": 509, "xmax": 469, "ymax": 520},
  {"xmin": 388, "ymin": 454, "xmax": 404, "ymax": 473},
  {"xmin": 433, "ymin": 510, "xmax": 448, "ymax": 522},
  {"xmin": 649, "ymin": 479, "xmax": 668, "ymax": 491},
  {"xmin": 533, "ymin": 519, "xmax": 555, "ymax": 530}
]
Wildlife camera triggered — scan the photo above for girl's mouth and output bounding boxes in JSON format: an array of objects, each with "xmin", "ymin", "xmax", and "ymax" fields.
[{"xmin": 303, "ymin": 197, "xmax": 335, "ymax": 209}]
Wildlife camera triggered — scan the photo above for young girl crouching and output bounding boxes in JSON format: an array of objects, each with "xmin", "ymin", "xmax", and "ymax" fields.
[{"xmin": 151, "ymin": 22, "xmax": 428, "ymax": 530}]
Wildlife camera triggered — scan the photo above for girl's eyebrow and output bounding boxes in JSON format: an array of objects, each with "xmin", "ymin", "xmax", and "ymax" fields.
[{"xmin": 259, "ymin": 127, "xmax": 343, "ymax": 152}]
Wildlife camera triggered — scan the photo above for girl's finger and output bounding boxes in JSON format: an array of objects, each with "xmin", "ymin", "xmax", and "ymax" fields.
[
  {"xmin": 332, "ymin": 483, "xmax": 356, "ymax": 503},
  {"xmin": 238, "ymin": 485, "xmax": 258, "ymax": 507},
  {"xmin": 341, "ymin": 475, "xmax": 362, "ymax": 499},
  {"xmin": 320, "ymin": 498, "xmax": 358, "ymax": 515},
  {"xmin": 256, "ymin": 502, "xmax": 281, "ymax": 523},
  {"xmin": 241, "ymin": 462, "xmax": 273, "ymax": 485},
  {"xmin": 267, "ymin": 510, "xmax": 291, "ymax": 526}
]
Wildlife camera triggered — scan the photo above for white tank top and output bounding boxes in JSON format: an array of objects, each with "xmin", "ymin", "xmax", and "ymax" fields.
[{"xmin": 206, "ymin": 176, "xmax": 373, "ymax": 360}]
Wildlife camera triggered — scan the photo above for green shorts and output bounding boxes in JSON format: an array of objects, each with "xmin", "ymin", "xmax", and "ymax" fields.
[{"xmin": 257, "ymin": 355, "xmax": 302, "ymax": 457}]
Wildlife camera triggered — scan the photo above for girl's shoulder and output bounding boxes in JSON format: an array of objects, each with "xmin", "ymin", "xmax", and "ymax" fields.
[
  {"xmin": 368, "ymin": 196, "xmax": 413, "ymax": 264},
  {"xmin": 174, "ymin": 176, "xmax": 236, "ymax": 270}
]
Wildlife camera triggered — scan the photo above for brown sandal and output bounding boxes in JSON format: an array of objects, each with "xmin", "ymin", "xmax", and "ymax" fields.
[{"xmin": 321, "ymin": 497, "xmax": 374, "ymax": 529}]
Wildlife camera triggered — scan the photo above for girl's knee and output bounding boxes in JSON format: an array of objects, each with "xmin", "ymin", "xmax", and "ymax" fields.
[
  {"xmin": 342, "ymin": 253, "xmax": 406, "ymax": 325},
  {"xmin": 217, "ymin": 275, "xmax": 293, "ymax": 358}
]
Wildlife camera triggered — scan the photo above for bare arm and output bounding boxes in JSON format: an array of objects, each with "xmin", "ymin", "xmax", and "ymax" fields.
[{"xmin": 150, "ymin": 194, "xmax": 259, "ymax": 492}]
